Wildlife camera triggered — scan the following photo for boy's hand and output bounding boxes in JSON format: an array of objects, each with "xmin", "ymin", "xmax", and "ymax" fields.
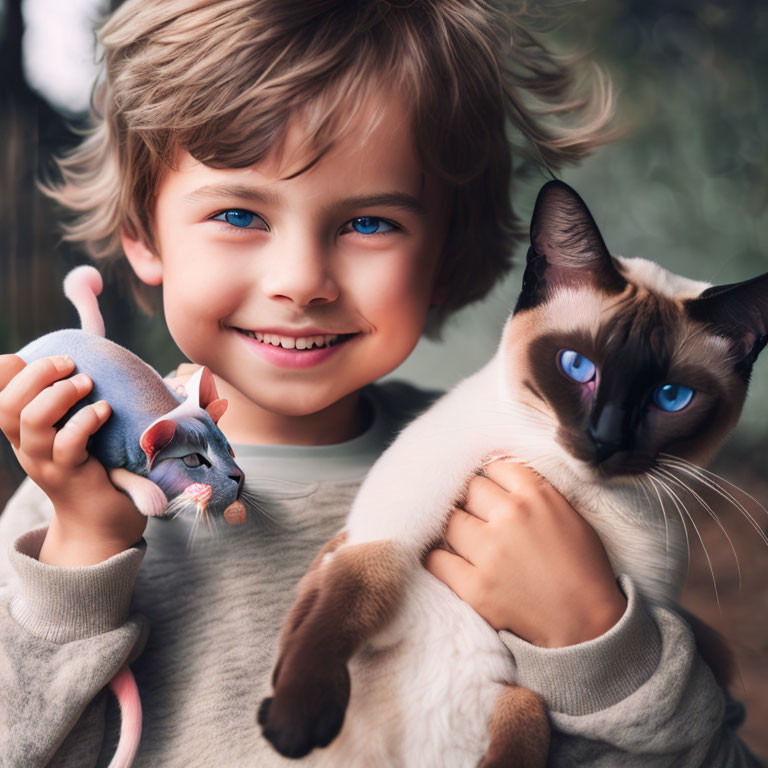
[
  {"xmin": 0, "ymin": 354, "xmax": 146, "ymax": 566},
  {"xmin": 425, "ymin": 460, "xmax": 627, "ymax": 648}
]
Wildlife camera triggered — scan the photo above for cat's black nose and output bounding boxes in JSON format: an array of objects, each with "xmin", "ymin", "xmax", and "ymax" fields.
[
  {"xmin": 589, "ymin": 403, "xmax": 626, "ymax": 463},
  {"xmin": 590, "ymin": 437, "xmax": 622, "ymax": 463}
]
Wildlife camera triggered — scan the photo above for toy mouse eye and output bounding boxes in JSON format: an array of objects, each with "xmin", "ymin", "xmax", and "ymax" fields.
[
  {"xmin": 558, "ymin": 349, "xmax": 596, "ymax": 383},
  {"xmin": 182, "ymin": 453, "xmax": 210, "ymax": 468}
]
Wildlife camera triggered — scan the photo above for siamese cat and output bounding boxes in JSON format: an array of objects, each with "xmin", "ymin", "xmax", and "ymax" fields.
[{"xmin": 258, "ymin": 181, "xmax": 768, "ymax": 767}]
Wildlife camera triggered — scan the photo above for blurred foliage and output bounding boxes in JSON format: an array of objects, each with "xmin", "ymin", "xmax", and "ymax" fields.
[
  {"xmin": 560, "ymin": 0, "xmax": 768, "ymax": 443},
  {"xmin": 398, "ymin": 0, "xmax": 768, "ymax": 449}
]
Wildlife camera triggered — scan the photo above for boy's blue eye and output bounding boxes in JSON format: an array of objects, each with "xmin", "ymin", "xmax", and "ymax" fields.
[
  {"xmin": 653, "ymin": 384, "xmax": 694, "ymax": 412},
  {"xmin": 349, "ymin": 217, "xmax": 395, "ymax": 235},
  {"xmin": 558, "ymin": 350, "xmax": 596, "ymax": 383},
  {"xmin": 212, "ymin": 209, "xmax": 268, "ymax": 229}
]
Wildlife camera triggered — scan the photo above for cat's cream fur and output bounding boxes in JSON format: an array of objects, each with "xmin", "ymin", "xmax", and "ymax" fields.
[
  {"xmin": 260, "ymin": 182, "xmax": 768, "ymax": 767},
  {"xmin": 297, "ymin": 261, "xmax": 691, "ymax": 767}
]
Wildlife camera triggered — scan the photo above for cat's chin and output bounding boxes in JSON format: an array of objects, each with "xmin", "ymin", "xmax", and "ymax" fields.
[
  {"xmin": 593, "ymin": 452, "xmax": 655, "ymax": 479},
  {"xmin": 580, "ymin": 460, "xmax": 657, "ymax": 489},
  {"xmin": 558, "ymin": 452, "xmax": 655, "ymax": 487}
]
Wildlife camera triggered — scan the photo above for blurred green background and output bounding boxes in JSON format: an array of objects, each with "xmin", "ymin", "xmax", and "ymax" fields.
[{"xmin": 1, "ymin": 0, "xmax": 766, "ymax": 758}]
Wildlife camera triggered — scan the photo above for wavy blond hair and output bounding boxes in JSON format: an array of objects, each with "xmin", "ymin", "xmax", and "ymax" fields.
[{"xmin": 46, "ymin": 0, "xmax": 615, "ymax": 332}]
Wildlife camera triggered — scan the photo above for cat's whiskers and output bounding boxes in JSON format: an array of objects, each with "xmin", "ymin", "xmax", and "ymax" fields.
[
  {"xmin": 639, "ymin": 472, "xmax": 690, "ymax": 580},
  {"xmin": 653, "ymin": 464, "xmax": 742, "ymax": 590},
  {"xmin": 187, "ymin": 503, "xmax": 220, "ymax": 549},
  {"xmin": 648, "ymin": 469, "xmax": 721, "ymax": 608},
  {"xmin": 659, "ymin": 453, "xmax": 768, "ymax": 546},
  {"xmin": 187, "ymin": 510, "xmax": 202, "ymax": 549},
  {"xmin": 238, "ymin": 485, "xmax": 281, "ymax": 531},
  {"xmin": 164, "ymin": 495, "xmax": 192, "ymax": 521},
  {"xmin": 632, "ymin": 475, "xmax": 672, "ymax": 582}
]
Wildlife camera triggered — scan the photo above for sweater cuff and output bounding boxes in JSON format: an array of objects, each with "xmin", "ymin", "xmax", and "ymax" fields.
[
  {"xmin": 7, "ymin": 526, "xmax": 146, "ymax": 643},
  {"xmin": 499, "ymin": 575, "xmax": 661, "ymax": 716}
]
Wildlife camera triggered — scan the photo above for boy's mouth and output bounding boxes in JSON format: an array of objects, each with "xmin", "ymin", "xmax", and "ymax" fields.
[{"xmin": 233, "ymin": 328, "xmax": 359, "ymax": 350}]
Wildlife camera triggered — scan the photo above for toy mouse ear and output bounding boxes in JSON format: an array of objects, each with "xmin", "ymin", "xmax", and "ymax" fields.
[
  {"xmin": 205, "ymin": 398, "xmax": 228, "ymax": 424},
  {"xmin": 185, "ymin": 366, "xmax": 220, "ymax": 410},
  {"xmin": 140, "ymin": 419, "xmax": 176, "ymax": 469}
]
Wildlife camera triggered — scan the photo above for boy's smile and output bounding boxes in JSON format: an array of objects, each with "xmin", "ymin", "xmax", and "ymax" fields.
[{"xmin": 123, "ymin": 93, "xmax": 448, "ymax": 445}]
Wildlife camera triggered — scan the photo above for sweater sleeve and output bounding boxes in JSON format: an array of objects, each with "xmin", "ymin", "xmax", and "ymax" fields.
[
  {"xmin": 0, "ymin": 479, "xmax": 149, "ymax": 768},
  {"xmin": 499, "ymin": 576, "xmax": 764, "ymax": 768}
]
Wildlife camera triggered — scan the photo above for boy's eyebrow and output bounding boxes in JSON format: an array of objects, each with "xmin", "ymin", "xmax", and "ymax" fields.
[
  {"xmin": 183, "ymin": 184, "xmax": 280, "ymax": 206},
  {"xmin": 336, "ymin": 193, "xmax": 428, "ymax": 217},
  {"xmin": 184, "ymin": 185, "xmax": 427, "ymax": 216}
]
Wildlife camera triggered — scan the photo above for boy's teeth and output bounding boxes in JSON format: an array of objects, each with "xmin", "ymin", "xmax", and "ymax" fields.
[{"xmin": 241, "ymin": 329, "xmax": 340, "ymax": 349}]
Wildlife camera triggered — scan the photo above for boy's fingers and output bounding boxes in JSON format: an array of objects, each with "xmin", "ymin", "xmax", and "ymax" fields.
[
  {"xmin": 463, "ymin": 473, "xmax": 520, "ymax": 523},
  {"xmin": 0, "ymin": 354, "xmax": 26, "ymax": 391},
  {"xmin": 443, "ymin": 507, "xmax": 486, "ymax": 563},
  {"xmin": 484, "ymin": 459, "xmax": 577, "ymax": 525},
  {"xmin": 482, "ymin": 459, "xmax": 542, "ymax": 493},
  {"xmin": 424, "ymin": 547, "xmax": 476, "ymax": 601},
  {"xmin": 0, "ymin": 355, "xmax": 28, "ymax": 446},
  {"xmin": 51, "ymin": 401, "xmax": 111, "ymax": 467},
  {"xmin": 19, "ymin": 374, "xmax": 93, "ymax": 459},
  {"xmin": 483, "ymin": 459, "xmax": 564, "ymax": 506},
  {"xmin": 0, "ymin": 355, "xmax": 76, "ymax": 443}
]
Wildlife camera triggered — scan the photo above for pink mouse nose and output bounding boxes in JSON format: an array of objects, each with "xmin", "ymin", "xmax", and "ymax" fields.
[{"xmin": 183, "ymin": 483, "xmax": 213, "ymax": 505}]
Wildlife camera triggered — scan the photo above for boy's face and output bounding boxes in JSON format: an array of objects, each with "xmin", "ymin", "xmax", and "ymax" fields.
[{"xmin": 125, "ymin": 93, "xmax": 448, "ymax": 438}]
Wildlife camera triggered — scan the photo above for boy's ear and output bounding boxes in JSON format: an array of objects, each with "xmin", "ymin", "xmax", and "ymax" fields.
[{"xmin": 121, "ymin": 229, "xmax": 163, "ymax": 286}]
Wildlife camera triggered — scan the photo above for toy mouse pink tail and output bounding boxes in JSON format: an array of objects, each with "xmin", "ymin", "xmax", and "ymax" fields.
[
  {"xmin": 106, "ymin": 665, "xmax": 142, "ymax": 768},
  {"xmin": 63, "ymin": 265, "xmax": 106, "ymax": 337}
]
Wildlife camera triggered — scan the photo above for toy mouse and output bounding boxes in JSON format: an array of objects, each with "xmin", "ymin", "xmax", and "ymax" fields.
[
  {"xmin": 17, "ymin": 265, "xmax": 247, "ymax": 526},
  {"xmin": 15, "ymin": 265, "xmax": 248, "ymax": 767}
]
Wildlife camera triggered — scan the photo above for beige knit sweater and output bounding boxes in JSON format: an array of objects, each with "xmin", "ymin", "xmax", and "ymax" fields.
[{"xmin": 0, "ymin": 382, "xmax": 761, "ymax": 767}]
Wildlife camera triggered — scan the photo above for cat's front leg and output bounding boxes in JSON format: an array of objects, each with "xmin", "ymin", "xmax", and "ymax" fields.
[
  {"xmin": 480, "ymin": 685, "xmax": 549, "ymax": 768},
  {"xmin": 258, "ymin": 537, "xmax": 413, "ymax": 758}
]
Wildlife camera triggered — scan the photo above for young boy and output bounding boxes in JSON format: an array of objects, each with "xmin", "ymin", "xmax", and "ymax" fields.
[{"xmin": 0, "ymin": 0, "xmax": 760, "ymax": 765}]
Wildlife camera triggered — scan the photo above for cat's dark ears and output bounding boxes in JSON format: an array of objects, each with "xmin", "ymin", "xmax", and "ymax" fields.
[
  {"xmin": 686, "ymin": 273, "xmax": 768, "ymax": 380},
  {"xmin": 515, "ymin": 181, "xmax": 626, "ymax": 313}
]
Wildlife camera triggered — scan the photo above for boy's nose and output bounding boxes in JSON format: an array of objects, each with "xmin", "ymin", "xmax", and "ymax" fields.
[{"xmin": 261, "ymin": 239, "xmax": 340, "ymax": 307}]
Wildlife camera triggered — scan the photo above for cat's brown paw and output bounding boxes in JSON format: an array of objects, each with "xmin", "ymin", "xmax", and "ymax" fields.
[{"xmin": 257, "ymin": 663, "xmax": 350, "ymax": 758}]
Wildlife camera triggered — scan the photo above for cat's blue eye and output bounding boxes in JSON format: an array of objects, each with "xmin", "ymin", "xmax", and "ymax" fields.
[
  {"xmin": 558, "ymin": 350, "xmax": 596, "ymax": 383},
  {"xmin": 212, "ymin": 209, "xmax": 268, "ymax": 230},
  {"xmin": 347, "ymin": 217, "xmax": 396, "ymax": 235},
  {"xmin": 653, "ymin": 384, "xmax": 694, "ymax": 412}
]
